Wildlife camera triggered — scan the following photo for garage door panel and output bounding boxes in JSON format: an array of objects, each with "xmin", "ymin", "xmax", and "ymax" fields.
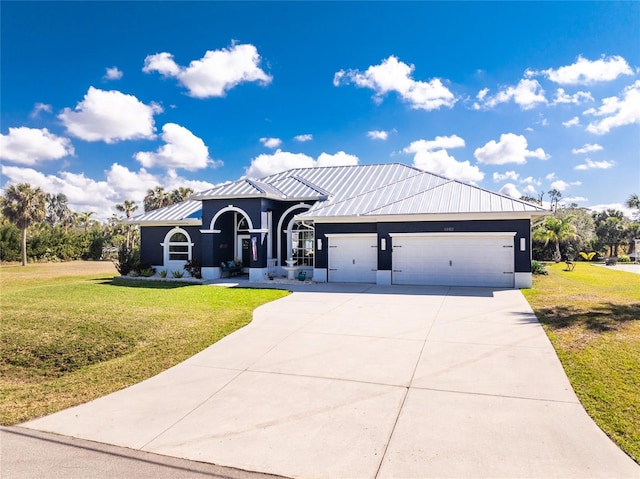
[
  {"xmin": 329, "ymin": 236, "xmax": 377, "ymax": 283},
  {"xmin": 392, "ymin": 235, "xmax": 514, "ymax": 288}
]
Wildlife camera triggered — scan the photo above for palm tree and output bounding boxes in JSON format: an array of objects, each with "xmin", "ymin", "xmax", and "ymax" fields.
[
  {"xmin": 533, "ymin": 215, "xmax": 578, "ymax": 261},
  {"xmin": 626, "ymin": 193, "xmax": 640, "ymax": 220},
  {"xmin": 170, "ymin": 187, "xmax": 194, "ymax": 204},
  {"xmin": 45, "ymin": 193, "xmax": 72, "ymax": 227},
  {"xmin": 77, "ymin": 211, "xmax": 96, "ymax": 233},
  {"xmin": 143, "ymin": 186, "xmax": 171, "ymax": 212},
  {"xmin": 548, "ymin": 189, "xmax": 562, "ymax": 212},
  {"xmin": 1, "ymin": 183, "xmax": 47, "ymax": 266},
  {"xmin": 115, "ymin": 200, "xmax": 138, "ymax": 219}
]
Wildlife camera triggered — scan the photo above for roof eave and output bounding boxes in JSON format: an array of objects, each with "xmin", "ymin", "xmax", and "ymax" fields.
[
  {"xmin": 302, "ymin": 210, "xmax": 550, "ymax": 223},
  {"xmin": 130, "ymin": 219, "xmax": 203, "ymax": 227}
]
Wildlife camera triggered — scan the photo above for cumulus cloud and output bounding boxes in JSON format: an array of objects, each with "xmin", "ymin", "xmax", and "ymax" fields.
[
  {"xmin": 499, "ymin": 183, "xmax": 521, "ymax": 198},
  {"xmin": 574, "ymin": 159, "xmax": 615, "ymax": 170},
  {"xmin": 334, "ymin": 55, "xmax": 456, "ymax": 110},
  {"xmin": 29, "ymin": 102, "xmax": 52, "ymax": 118},
  {"xmin": 134, "ymin": 123, "xmax": 218, "ymax": 171},
  {"xmin": 572, "ymin": 143, "xmax": 603, "ymax": 154},
  {"xmin": 367, "ymin": 130, "xmax": 389, "ymax": 140},
  {"xmin": 562, "ymin": 116, "xmax": 580, "ymax": 127},
  {"xmin": 1, "ymin": 163, "xmax": 215, "ymax": 221},
  {"xmin": 402, "ymin": 135, "xmax": 483, "ymax": 183},
  {"xmin": 104, "ymin": 66, "xmax": 123, "ymax": 80},
  {"xmin": 260, "ymin": 137, "xmax": 282, "ymax": 148},
  {"xmin": 534, "ymin": 55, "xmax": 633, "ymax": 85},
  {"xmin": 59, "ymin": 87, "xmax": 161, "ymax": 143},
  {"xmin": 0, "ymin": 127, "xmax": 74, "ymax": 165},
  {"xmin": 493, "ymin": 170, "xmax": 519, "ymax": 182},
  {"xmin": 550, "ymin": 179, "xmax": 581, "ymax": 192},
  {"xmin": 474, "ymin": 133, "xmax": 548, "ymax": 165},
  {"xmin": 584, "ymin": 80, "xmax": 640, "ymax": 134},
  {"xmin": 480, "ymin": 79, "xmax": 547, "ymax": 110},
  {"xmin": 143, "ymin": 44, "xmax": 272, "ymax": 98},
  {"xmin": 245, "ymin": 150, "xmax": 358, "ymax": 178},
  {"xmin": 552, "ymin": 88, "xmax": 593, "ymax": 105},
  {"xmin": 293, "ymin": 134, "xmax": 313, "ymax": 142}
]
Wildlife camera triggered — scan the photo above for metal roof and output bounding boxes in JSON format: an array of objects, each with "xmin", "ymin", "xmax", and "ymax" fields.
[
  {"xmin": 132, "ymin": 163, "xmax": 547, "ymax": 224},
  {"xmin": 129, "ymin": 200, "xmax": 202, "ymax": 225}
]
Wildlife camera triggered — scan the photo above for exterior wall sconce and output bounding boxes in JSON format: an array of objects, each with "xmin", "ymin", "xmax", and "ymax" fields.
[
  {"xmin": 520, "ymin": 237, "xmax": 526, "ymax": 251},
  {"xmin": 317, "ymin": 238, "xmax": 322, "ymax": 250},
  {"xmin": 381, "ymin": 238, "xmax": 386, "ymax": 251}
]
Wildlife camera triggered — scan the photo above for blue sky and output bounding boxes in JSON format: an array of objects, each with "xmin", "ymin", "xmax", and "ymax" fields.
[{"xmin": 1, "ymin": 1, "xmax": 639, "ymax": 220}]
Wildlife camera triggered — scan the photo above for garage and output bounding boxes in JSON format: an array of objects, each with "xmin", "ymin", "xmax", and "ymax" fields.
[
  {"xmin": 327, "ymin": 234, "xmax": 378, "ymax": 283},
  {"xmin": 391, "ymin": 233, "xmax": 515, "ymax": 287}
]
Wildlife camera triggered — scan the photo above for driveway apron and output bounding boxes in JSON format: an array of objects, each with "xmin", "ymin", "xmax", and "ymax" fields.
[{"xmin": 23, "ymin": 285, "xmax": 639, "ymax": 478}]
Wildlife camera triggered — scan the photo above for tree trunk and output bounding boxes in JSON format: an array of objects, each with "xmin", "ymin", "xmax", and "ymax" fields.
[
  {"xmin": 554, "ymin": 241, "xmax": 561, "ymax": 262},
  {"xmin": 21, "ymin": 227, "xmax": 27, "ymax": 266}
]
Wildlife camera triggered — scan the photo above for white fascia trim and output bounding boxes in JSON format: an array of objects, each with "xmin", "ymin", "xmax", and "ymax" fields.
[
  {"xmin": 200, "ymin": 229, "xmax": 221, "ymax": 234},
  {"xmin": 248, "ymin": 228, "xmax": 269, "ymax": 233},
  {"xmin": 135, "ymin": 220, "xmax": 202, "ymax": 227},
  {"xmin": 389, "ymin": 232, "xmax": 517, "ymax": 238},
  {"xmin": 324, "ymin": 233, "xmax": 378, "ymax": 238},
  {"xmin": 309, "ymin": 212, "xmax": 546, "ymax": 223}
]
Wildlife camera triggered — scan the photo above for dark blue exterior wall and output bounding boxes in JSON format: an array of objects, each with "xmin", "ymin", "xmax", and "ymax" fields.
[{"xmin": 139, "ymin": 225, "xmax": 202, "ymax": 266}]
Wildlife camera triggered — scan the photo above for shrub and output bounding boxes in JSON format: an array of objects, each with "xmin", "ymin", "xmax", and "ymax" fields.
[
  {"xmin": 159, "ymin": 269, "xmax": 168, "ymax": 278},
  {"xmin": 618, "ymin": 254, "xmax": 631, "ymax": 263},
  {"xmin": 113, "ymin": 244, "xmax": 137, "ymax": 275},
  {"xmin": 139, "ymin": 267, "xmax": 155, "ymax": 277},
  {"xmin": 531, "ymin": 260, "xmax": 548, "ymax": 275},
  {"xmin": 171, "ymin": 269, "xmax": 184, "ymax": 278},
  {"xmin": 184, "ymin": 259, "xmax": 202, "ymax": 279}
]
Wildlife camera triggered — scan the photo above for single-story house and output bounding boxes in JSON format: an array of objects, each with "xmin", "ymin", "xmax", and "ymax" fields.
[{"xmin": 130, "ymin": 163, "xmax": 548, "ymax": 288}]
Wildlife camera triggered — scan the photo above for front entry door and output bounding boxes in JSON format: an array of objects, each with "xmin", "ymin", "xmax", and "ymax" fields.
[{"xmin": 238, "ymin": 235, "xmax": 251, "ymax": 267}]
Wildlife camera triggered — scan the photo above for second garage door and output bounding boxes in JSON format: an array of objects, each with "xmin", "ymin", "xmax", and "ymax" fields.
[
  {"xmin": 328, "ymin": 234, "xmax": 378, "ymax": 283},
  {"xmin": 391, "ymin": 233, "xmax": 515, "ymax": 287}
]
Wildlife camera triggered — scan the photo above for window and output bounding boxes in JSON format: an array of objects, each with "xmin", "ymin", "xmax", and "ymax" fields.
[
  {"xmin": 163, "ymin": 228, "xmax": 193, "ymax": 265},
  {"xmin": 291, "ymin": 221, "xmax": 314, "ymax": 266}
]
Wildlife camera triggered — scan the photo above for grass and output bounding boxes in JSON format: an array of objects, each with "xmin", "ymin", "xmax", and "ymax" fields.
[
  {"xmin": 522, "ymin": 262, "xmax": 640, "ymax": 463},
  {"xmin": 0, "ymin": 261, "xmax": 289, "ymax": 425}
]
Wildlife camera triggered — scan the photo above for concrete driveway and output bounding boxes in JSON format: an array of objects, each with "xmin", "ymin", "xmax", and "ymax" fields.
[{"xmin": 22, "ymin": 284, "xmax": 639, "ymax": 478}]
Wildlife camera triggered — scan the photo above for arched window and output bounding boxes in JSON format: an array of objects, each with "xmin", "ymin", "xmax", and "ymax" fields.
[
  {"xmin": 291, "ymin": 221, "xmax": 314, "ymax": 266},
  {"xmin": 162, "ymin": 228, "xmax": 193, "ymax": 267}
]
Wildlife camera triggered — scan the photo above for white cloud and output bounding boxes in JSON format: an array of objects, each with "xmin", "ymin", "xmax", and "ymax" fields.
[
  {"xmin": 499, "ymin": 183, "xmax": 521, "ymax": 198},
  {"xmin": 588, "ymin": 202, "xmax": 636, "ymax": 219},
  {"xmin": 476, "ymin": 88, "xmax": 489, "ymax": 100},
  {"xmin": 134, "ymin": 123, "xmax": 218, "ymax": 171},
  {"xmin": 522, "ymin": 184, "xmax": 538, "ymax": 195},
  {"xmin": 537, "ymin": 55, "xmax": 633, "ymax": 85},
  {"xmin": 550, "ymin": 179, "xmax": 581, "ymax": 192},
  {"xmin": 0, "ymin": 127, "xmax": 74, "ymax": 165},
  {"xmin": 334, "ymin": 55, "xmax": 456, "ymax": 110},
  {"xmin": 574, "ymin": 159, "xmax": 615, "ymax": 170},
  {"xmin": 562, "ymin": 116, "xmax": 580, "ymax": 127},
  {"xmin": 59, "ymin": 87, "xmax": 161, "ymax": 143},
  {"xmin": 293, "ymin": 134, "xmax": 313, "ymax": 142},
  {"xmin": 572, "ymin": 143, "xmax": 603, "ymax": 154},
  {"xmin": 521, "ymin": 176, "xmax": 541, "ymax": 186},
  {"xmin": 562, "ymin": 196, "xmax": 588, "ymax": 204},
  {"xmin": 584, "ymin": 80, "xmax": 640, "ymax": 134},
  {"xmin": 143, "ymin": 44, "xmax": 272, "ymax": 98},
  {"xmin": 104, "ymin": 66, "xmax": 123, "ymax": 80},
  {"xmin": 546, "ymin": 172, "xmax": 557, "ymax": 180},
  {"xmin": 402, "ymin": 135, "xmax": 483, "ymax": 184},
  {"xmin": 245, "ymin": 150, "xmax": 359, "ymax": 178},
  {"xmin": 1, "ymin": 163, "xmax": 215, "ymax": 221},
  {"xmin": 553, "ymin": 88, "xmax": 593, "ymax": 105},
  {"xmin": 367, "ymin": 130, "xmax": 389, "ymax": 140},
  {"xmin": 474, "ymin": 133, "xmax": 548, "ymax": 165},
  {"xmin": 260, "ymin": 137, "xmax": 282, "ymax": 148},
  {"xmin": 29, "ymin": 102, "xmax": 52, "ymax": 118},
  {"xmin": 482, "ymin": 79, "xmax": 547, "ymax": 110},
  {"xmin": 493, "ymin": 170, "xmax": 519, "ymax": 182}
]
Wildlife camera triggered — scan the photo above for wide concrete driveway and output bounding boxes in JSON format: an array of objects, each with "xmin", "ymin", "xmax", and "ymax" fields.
[{"xmin": 23, "ymin": 284, "xmax": 639, "ymax": 478}]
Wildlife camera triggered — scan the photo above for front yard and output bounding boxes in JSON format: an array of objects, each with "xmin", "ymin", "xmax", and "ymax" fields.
[
  {"xmin": 523, "ymin": 262, "xmax": 640, "ymax": 463},
  {"xmin": 0, "ymin": 261, "xmax": 289, "ymax": 425}
]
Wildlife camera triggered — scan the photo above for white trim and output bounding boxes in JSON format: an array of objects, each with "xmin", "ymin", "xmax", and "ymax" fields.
[
  {"xmin": 309, "ymin": 211, "xmax": 547, "ymax": 223},
  {"xmin": 249, "ymin": 267, "xmax": 268, "ymax": 281},
  {"xmin": 276, "ymin": 203, "xmax": 311, "ymax": 267},
  {"xmin": 389, "ymin": 232, "xmax": 516, "ymax": 238},
  {"xmin": 313, "ymin": 268, "xmax": 327, "ymax": 282},
  {"xmin": 200, "ymin": 229, "xmax": 221, "ymax": 234},
  {"xmin": 209, "ymin": 206, "xmax": 254, "ymax": 231},
  {"xmin": 325, "ymin": 233, "xmax": 377, "ymax": 238},
  {"xmin": 376, "ymin": 270, "xmax": 392, "ymax": 285},
  {"xmin": 162, "ymin": 227, "xmax": 193, "ymax": 270},
  {"xmin": 248, "ymin": 228, "xmax": 269, "ymax": 233},
  {"xmin": 201, "ymin": 267, "xmax": 220, "ymax": 280},
  {"xmin": 515, "ymin": 272, "xmax": 532, "ymax": 289}
]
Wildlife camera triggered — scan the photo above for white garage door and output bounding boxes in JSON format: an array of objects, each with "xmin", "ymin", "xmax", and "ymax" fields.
[
  {"xmin": 392, "ymin": 233, "xmax": 515, "ymax": 287},
  {"xmin": 328, "ymin": 234, "xmax": 378, "ymax": 283}
]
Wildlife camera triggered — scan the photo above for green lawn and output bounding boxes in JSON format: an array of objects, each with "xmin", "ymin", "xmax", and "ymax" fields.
[
  {"xmin": 0, "ymin": 261, "xmax": 289, "ymax": 425},
  {"xmin": 522, "ymin": 262, "xmax": 640, "ymax": 463}
]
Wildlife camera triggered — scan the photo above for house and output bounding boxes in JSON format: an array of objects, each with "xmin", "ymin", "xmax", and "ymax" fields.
[{"xmin": 130, "ymin": 163, "xmax": 548, "ymax": 288}]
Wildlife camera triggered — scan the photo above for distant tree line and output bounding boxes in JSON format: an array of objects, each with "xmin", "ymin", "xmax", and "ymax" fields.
[
  {"xmin": 527, "ymin": 190, "xmax": 640, "ymax": 262},
  {"xmin": 0, "ymin": 183, "xmax": 193, "ymax": 265}
]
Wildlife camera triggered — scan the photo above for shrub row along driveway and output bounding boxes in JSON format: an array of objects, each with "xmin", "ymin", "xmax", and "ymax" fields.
[{"xmin": 23, "ymin": 284, "xmax": 639, "ymax": 478}]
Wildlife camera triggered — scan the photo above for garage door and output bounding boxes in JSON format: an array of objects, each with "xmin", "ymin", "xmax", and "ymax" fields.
[
  {"xmin": 391, "ymin": 233, "xmax": 515, "ymax": 287},
  {"xmin": 328, "ymin": 234, "xmax": 377, "ymax": 283}
]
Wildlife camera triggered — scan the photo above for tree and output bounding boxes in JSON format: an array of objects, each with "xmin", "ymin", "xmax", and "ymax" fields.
[
  {"xmin": 626, "ymin": 193, "xmax": 640, "ymax": 220},
  {"xmin": 1, "ymin": 183, "xmax": 47, "ymax": 265},
  {"xmin": 115, "ymin": 200, "xmax": 138, "ymax": 219},
  {"xmin": 533, "ymin": 215, "xmax": 578, "ymax": 261},
  {"xmin": 593, "ymin": 209, "xmax": 627, "ymax": 257},
  {"xmin": 548, "ymin": 189, "xmax": 562, "ymax": 212},
  {"xmin": 170, "ymin": 187, "xmax": 194, "ymax": 204},
  {"xmin": 77, "ymin": 211, "xmax": 96, "ymax": 233},
  {"xmin": 45, "ymin": 193, "xmax": 72, "ymax": 228},
  {"xmin": 143, "ymin": 187, "xmax": 171, "ymax": 212}
]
